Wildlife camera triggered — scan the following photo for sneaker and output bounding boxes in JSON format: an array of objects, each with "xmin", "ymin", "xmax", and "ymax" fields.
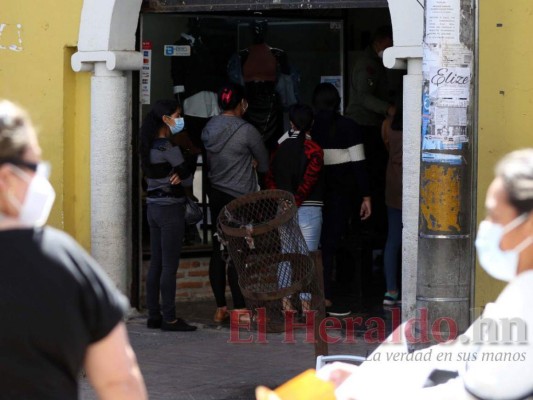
[
  {"xmin": 383, "ymin": 292, "xmax": 399, "ymax": 306},
  {"xmin": 146, "ymin": 316, "xmax": 162, "ymax": 329},
  {"xmin": 161, "ymin": 318, "xmax": 197, "ymax": 332},
  {"xmin": 326, "ymin": 304, "xmax": 351, "ymax": 317}
]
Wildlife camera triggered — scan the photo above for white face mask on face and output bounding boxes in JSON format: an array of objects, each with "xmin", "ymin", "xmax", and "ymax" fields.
[
  {"xmin": 7, "ymin": 163, "xmax": 56, "ymax": 227},
  {"xmin": 475, "ymin": 213, "xmax": 533, "ymax": 282}
]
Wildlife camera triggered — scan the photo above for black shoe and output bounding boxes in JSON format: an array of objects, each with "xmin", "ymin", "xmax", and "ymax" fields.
[
  {"xmin": 326, "ymin": 304, "xmax": 351, "ymax": 317},
  {"xmin": 147, "ymin": 316, "xmax": 162, "ymax": 329},
  {"xmin": 161, "ymin": 318, "xmax": 197, "ymax": 332}
]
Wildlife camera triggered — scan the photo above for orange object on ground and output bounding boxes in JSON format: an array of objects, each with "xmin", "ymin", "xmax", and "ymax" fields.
[{"xmin": 256, "ymin": 369, "xmax": 336, "ymax": 400}]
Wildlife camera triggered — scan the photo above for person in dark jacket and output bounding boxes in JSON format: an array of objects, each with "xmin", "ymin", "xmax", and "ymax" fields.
[
  {"xmin": 266, "ymin": 103, "xmax": 324, "ymax": 312},
  {"xmin": 345, "ymin": 25, "xmax": 395, "ymax": 261},
  {"xmin": 140, "ymin": 99, "xmax": 197, "ymax": 332},
  {"xmin": 311, "ymin": 83, "xmax": 371, "ymax": 317},
  {"xmin": 202, "ymin": 82, "xmax": 269, "ymax": 323}
]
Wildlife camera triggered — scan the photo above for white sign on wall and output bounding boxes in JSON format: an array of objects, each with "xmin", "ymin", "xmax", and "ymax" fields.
[
  {"xmin": 141, "ymin": 41, "xmax": 152, "ymax": 105},
  {"xmin": 425, "ymin": 0, "xmax": 460, "ymax": 44},
  {"xmin": 163, "ymin": 45, "xmax": 191, "ymax": 57}
]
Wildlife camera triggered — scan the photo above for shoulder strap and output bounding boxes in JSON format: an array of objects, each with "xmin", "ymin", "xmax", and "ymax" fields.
[{"xmin": 218, "ymin": 121, "xmax": 248, "ymax": 153}]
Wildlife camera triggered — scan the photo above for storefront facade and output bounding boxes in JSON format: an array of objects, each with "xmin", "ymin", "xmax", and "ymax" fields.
[{"xmin": 1, "ymin": 0, "xmax": 530, "ymax": 316}]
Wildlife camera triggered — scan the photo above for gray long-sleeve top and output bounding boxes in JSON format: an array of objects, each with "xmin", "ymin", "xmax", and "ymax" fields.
[
  {"xmin": 146, "ymin": 138, "xmax": 192, "ymax": 205},
  {"xmin": 202, "ymin": 115, "xmax": 268, "ymax": 198}
]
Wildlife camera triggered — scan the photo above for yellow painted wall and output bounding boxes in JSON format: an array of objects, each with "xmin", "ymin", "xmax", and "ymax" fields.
[
  {"xmin": 476, "ymin": 1, "xmax": 533, "ymax": 306},
  {"xmin": 0, "ymin": 1, "xmax": 91, "ymax": 249}
]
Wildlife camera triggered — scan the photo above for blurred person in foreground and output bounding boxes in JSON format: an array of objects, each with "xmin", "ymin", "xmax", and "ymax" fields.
[
  {"xmin": 0, "ymin": 100, "xmax": 147, "ymax": 399},
  {"xmin": 318, "ymin": 149, "xmax": 533, "ymax": 399}
]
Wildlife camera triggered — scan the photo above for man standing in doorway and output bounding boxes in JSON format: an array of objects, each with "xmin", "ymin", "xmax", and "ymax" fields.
[{"xmin": 345, "ymin": 25, "xmax": 394, "ymax": 268}]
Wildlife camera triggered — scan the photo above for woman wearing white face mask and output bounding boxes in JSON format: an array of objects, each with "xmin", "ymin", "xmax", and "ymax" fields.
[
  {"xmin": 140, "ymin": 99, "xmax": 197, "ymax": 332},
  {"xmin": 0, "ymin": 100, "xmax": 147, "ymax": 399},
  {"xmin": 317, "ymin": 149, "xmax": 533, "ymax": 400}
]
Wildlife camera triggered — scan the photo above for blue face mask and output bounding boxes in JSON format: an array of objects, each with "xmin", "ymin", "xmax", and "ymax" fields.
[{"xmin": 167, "ymin": 117, "xmax": 185, "ymax": 135}]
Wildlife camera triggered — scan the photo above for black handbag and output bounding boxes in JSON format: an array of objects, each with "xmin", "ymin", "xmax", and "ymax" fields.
[{"xmin": 184, "ymin": 197, "xmax": 203, "ymax": 225}]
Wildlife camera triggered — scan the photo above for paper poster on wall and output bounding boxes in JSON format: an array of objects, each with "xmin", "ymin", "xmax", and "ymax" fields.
[
  {"xmin": 432, "ymin": 106, "xmax": 468, "ymax": 143},
  {"xmin": 321, "ymin": 75, "xmax": 343, "ymax": 113},
  {"xmin": 429, "ymin": 66, "xmax": 470, "ymax": 103},
  {"xmin": 423, "ymin": 43, "xmax": 472, "ymax": 78},
  {"xmin": 141, "ymin": 41, "xmax": 152, "ymax": 105},
  {"xmin": 422, "ymin": 43, "xmax": 440, "ymax": 75},
  {"xmin": 425, "ymin": 0, "xmax": 460, "ymax": 44},
  {"xmin": 422, "ymin": 125, "xmax": 463, "ymax": 151},
  {"xmin": 422, "ymin": 152, "xmax": 463, "ymax": 165}
]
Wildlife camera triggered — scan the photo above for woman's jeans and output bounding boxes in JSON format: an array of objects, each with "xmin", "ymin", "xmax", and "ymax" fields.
[
  {"xmin": 146, "ymin": 202, "xmax": 185, "ymax": 321},
  {"xmin": 383, "ymin": 207, "xmax": 402, "ymax": 292},
  {"xmin": 208, "ymin": 187, "xmax": 246, "ymax": 309},
  {"xmin": 298, "ymin": 206, "xmax": 323, "ymax": 252},
  {"xmin": 278, "ymin": 206, "xmax": 323, "ymax": 301}
]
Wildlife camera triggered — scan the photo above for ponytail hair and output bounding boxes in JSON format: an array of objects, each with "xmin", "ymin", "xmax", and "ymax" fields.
[{"xmin": 218, "ymin": 82, "xmax": 245, "ymax": 111}]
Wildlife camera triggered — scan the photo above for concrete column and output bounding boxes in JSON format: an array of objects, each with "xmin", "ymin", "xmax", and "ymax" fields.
[
  {"xmin": 413, "ymin": 0, "xmax": 475, "ymax": 348},
  {"xmin": 90, "ymin": 62, "xmax": 131, "ymax": 293},
  {"xmin": 402, "ymin": 58, "xmax": 422, "ymax": 323}
]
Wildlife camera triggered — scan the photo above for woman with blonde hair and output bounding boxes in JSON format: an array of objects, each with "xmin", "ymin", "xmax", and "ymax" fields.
[{"xmin": 0, "ymin": 100, "xmax": 146, "ymax": 399}]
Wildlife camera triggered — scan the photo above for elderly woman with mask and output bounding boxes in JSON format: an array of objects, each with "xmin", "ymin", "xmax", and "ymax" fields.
[
  {"xmin": 319, "ymin": 149, "xmax": 533, "ymax": 400},
  {"xmin": 0, "ymin": 100, "xmax": 146, "ymax": 399}
]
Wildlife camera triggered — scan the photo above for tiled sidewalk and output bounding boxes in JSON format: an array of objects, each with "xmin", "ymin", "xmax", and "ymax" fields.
[{"xmin": 80, "ymin": 299, "xmax": 395, "ymax": 400}]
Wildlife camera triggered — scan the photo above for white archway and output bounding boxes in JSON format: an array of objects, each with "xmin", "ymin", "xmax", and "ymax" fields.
[
  {"xmin": 385, "ymin": 0, "xmax": 423, "ymax": 322},
  {"xmin": 72, "ymin": 0, "xmax": 143, "ymax": 294},
  {"xmin": 72, "ymin": 0, "xmax": 424, "ymax": 315}
]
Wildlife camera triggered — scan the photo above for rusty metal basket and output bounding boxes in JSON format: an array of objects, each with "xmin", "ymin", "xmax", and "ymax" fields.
[{"xmin": 218, "ymin": 190, "xmax": 324, "ymax": 333}]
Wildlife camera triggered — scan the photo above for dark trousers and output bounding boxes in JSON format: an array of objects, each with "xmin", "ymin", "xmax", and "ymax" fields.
[
  {"xmin": 360, "ymin": 124, "xmax": 388, "ymax": 249},
  {"xmin": 384, "ymin": 207, "xmax": 402, "ymax": 292},
  {"xmin": 146, "ymin": 202, "xmax": 185, "ymax": 321},
  {"xmin": 208, "ymin": 187, "xmax": 246, "ymax": 309},
  {"xmin": 321, "ymin": 193, "xmax": 353, "ymax": 301}
]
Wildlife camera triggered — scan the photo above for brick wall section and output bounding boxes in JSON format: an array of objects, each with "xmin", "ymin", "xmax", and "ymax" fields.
[{"xmin": 142, "ymin": 257, "xmax": 228, "ymax": 305}]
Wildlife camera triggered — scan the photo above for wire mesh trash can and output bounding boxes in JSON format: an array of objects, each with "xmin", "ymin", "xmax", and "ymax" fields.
[{"xmin": 218, "ymin": 190, "xmax": 325, "ymax": 333}]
